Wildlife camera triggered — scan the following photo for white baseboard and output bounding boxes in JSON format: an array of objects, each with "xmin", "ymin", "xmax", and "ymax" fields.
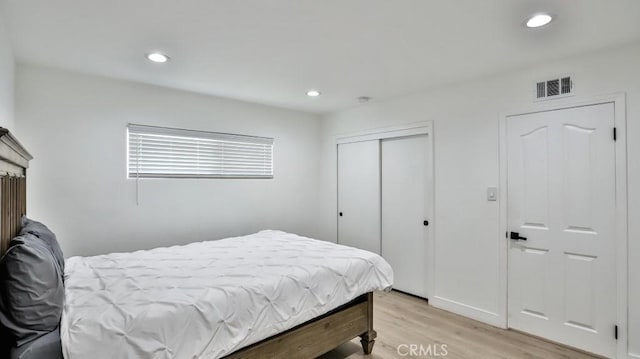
[{"xmin": 430, "ymin": 295, "xmax": 505, "ymax": 328}]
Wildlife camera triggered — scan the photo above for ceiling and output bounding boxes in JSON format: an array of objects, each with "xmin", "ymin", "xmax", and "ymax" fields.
[{"xmin": 3, "ymin": 0, "xmax": 640, "ymax": 114}]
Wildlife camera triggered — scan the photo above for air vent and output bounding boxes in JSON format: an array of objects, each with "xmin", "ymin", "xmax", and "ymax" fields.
[
  {"xmin": 535, "ymin": 75, "xmax": 573, "ymax": 101},
  {"xmin": 561, "ymin": 77, "xmax": 571, "ymax": 94},
  {"xmin": 536, "ymin": 82, "xmax": 545, "ymax": 99},
  {"xmin": 547, "ymin": 79, "xmax": 560, "ymax": 96}
]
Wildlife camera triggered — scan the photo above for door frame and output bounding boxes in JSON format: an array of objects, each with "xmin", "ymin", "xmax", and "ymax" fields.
[
  {"xmin": 336, "ymin": 121, "xmax": 435, "ymax": 299},
  {"xmin": 498, "ymin": 93, "xmax": 628, "ymax": 357}
]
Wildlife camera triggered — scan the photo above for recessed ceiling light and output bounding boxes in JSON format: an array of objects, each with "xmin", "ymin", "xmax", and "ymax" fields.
[
  {"xmin": 306, "ymin": 90, "xmax": 321, "ymax": 97},
  {"xmin": 525, "ymin": 13, "xmax": 553, "ymax": 28},
  {"xmin": 146, "ymin": 52, "xmax": 170, "ymax": 63}
]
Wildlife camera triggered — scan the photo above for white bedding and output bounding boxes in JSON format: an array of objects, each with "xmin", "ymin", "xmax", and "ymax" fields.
[{"xmin": 60, "ymin": 230, "xmax": 393, "ymax": 359}]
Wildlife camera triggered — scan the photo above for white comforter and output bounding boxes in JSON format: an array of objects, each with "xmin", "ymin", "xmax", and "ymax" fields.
[{"xmin": 61, "ymin": 230, "xmax": 393, "ymax": 359}]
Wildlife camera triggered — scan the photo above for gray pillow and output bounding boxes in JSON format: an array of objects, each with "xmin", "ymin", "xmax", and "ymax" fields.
[
  {"xmin": 10, "ymin": 327, "xmax": 62, "ymax": 359},
  {"xmin": 19, "ymin": 217, "xmax": 64, "ymax": 274},
  {"xmin": 0, "ymin": 234, "xmax": 64, "ymax": 346}
]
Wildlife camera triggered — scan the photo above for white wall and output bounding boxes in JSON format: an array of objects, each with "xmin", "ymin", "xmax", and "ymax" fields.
[
  {"xmin": 13, "ymin": 36, "xmax": 639, "ymax": 357},
  {"xmin": 318, "ymin": 41, "xmax": 640, "ymax": 356},
  {"xmin": 0, "ymin": 8, "xmax": 14, "ymax": 129},
  {"xmin": 16, "ymin": 64, "xmax": 322, "ymax": 257}
]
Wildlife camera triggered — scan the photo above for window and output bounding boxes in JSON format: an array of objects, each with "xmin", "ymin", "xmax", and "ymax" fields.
[{"xmin": 127, "ymin": 124, "xmax": 274, "ymax": 179}]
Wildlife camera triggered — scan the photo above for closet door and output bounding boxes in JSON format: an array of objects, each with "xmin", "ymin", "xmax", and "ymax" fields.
[
  {"xmin": 337, "ymin": 140, "xmax": 381, "ymax": 254},
  {"xmin": 381, "ymin": 135, "xmax": 428, "ymax": 297}
]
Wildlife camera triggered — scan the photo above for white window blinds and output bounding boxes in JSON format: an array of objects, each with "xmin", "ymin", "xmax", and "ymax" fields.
[{"xmin": 127, "ymin": 124, "xmax": 274, "ymax": 179}]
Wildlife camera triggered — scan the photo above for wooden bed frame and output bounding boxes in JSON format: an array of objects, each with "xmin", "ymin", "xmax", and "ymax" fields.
[
  {"xmin": 225, "ymin": 293, "xmax": 376, "ymax": 358},
  {"xmin": 0, "ymin": 128, "xmax": 31, "ymax": 254},
  {"xmin": 224, "ymin": 292, "xmax": 376, "ymax": 359},
  {"xmin": 0, "ymin": 128, "xmax": 32, "ymax": 358},
  {"xmin": 0, "ymin": 127, "xmax": 377, "ymax": 358}
]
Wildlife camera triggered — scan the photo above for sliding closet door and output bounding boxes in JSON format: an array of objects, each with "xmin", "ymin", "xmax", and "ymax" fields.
[
  {"xmin": 337, "ymin": 140, "xmax": 381, "ymax": 254},
  {"xmin": 381, "ymin": 135, "xmax": 428, "ymax": 297}
]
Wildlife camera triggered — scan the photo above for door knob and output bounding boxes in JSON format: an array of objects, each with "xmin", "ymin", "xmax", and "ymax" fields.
[
  {"xmin": 423, "ymin": 220, "xmax": 429, "ymax": 226},
  {"xmin": 339, "ymin": 212, "xmax": 343, "ymax": 217},
  {"xmin": 510, "ymin": 232, "xmax": 527, "ymax": 241}
]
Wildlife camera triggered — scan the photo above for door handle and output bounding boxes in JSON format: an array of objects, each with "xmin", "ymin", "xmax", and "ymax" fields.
[
  {"xmin": 423, "ymin": 220, "xmax": 429, "ymax": 226},
  {"xmin": 510, "ymin": 232, "xmax": 527, "ymax": 241},
  {"xmin": 339, "ymin": 212, "xmax": 343, "ymax": 217}
]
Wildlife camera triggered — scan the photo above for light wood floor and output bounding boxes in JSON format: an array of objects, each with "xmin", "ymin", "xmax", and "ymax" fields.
[{"xmin": 320, "ymin": 291, "xmax": 600, "ymax": 359}]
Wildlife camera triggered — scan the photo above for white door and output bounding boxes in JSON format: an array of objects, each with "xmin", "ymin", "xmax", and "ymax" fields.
[
  {"xmin": 337, "ymin": 140, "xmax": 380, "ymax": 254},
  {"xmin": 381, "ymin": 135, "xmax": 428, "ymax": 297},
  {"xmin": 507, "ymin": 103, "xmax": 617, "ymax": 357}
]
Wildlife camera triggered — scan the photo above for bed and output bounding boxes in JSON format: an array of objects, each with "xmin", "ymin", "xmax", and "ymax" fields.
[{"xmin": 0, "ymin": 128, "xmax": 394, "ymax": 359}]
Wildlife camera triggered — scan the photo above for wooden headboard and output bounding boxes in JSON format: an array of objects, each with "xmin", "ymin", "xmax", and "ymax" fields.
[{"xmin": 0, "ymin": 128, "xmax": 33, "ymax": 255}]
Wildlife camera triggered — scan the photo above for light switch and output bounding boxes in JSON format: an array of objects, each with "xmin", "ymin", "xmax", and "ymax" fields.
[{"xmin": 487, "ymin": 187, "xmax": 498, "ymax": 201}]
